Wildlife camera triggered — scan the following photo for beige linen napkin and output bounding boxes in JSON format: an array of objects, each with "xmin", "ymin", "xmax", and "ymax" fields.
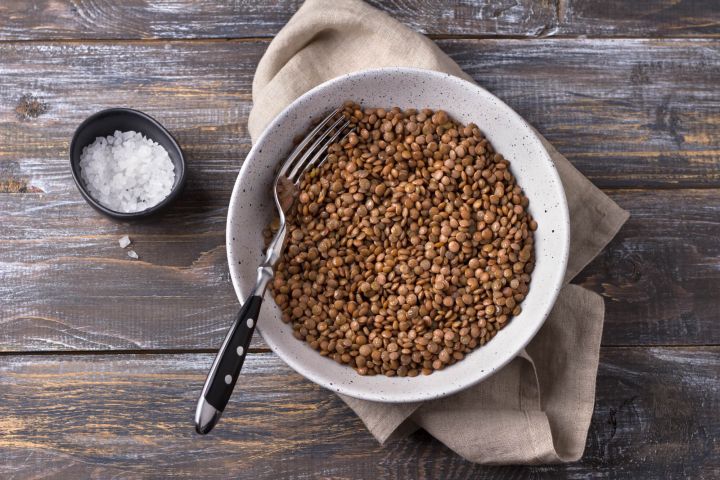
[{"xmin": 248, "ymin": 0, "xmax": 629, "ymax": 464}]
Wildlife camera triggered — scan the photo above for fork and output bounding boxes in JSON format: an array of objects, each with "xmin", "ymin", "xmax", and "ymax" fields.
[{"xmin": 195, "ymin": 108, "xmax": 352, "ymax": 434}]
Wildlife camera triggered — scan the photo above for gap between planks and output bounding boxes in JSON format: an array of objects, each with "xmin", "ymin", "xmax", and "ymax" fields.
[
  {"xmin": 0, "ymin": 348, "xmax": 270, "ymax": 357},
  {"xmin": 1, "ymin": 345, "xmax": 719, "ymax": 357},
  {"xmin": 0, "ymin": 35, "xmax": 718, "ymax": 46},
  {"xmin": 6, "ymin": 187, "xmax": 720, "ymax": 198}
]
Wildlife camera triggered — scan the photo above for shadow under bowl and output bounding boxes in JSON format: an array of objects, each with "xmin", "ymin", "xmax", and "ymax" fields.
[{"xmin": 69, "ymin": 108, "xmax": 187, "ymax": 220}]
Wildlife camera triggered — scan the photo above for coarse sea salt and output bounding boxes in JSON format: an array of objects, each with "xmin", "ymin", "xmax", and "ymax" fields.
[
  {"xmin": 79, "ymin": 130, "xmax": 175, "ymax": 213},
  {"xmin": 118, "ymin": 235, "xmax": 131, "ymax": 248}
]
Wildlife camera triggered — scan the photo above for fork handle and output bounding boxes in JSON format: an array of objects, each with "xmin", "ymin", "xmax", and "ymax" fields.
[{"xmin": 195, "ymin": 286, "xmax": 265, "ymax": 434}]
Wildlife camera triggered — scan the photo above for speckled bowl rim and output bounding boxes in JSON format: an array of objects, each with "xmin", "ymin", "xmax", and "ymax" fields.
[{"xmin": 227, "ymin": 67, "xmax": 570, "ymax": 403}]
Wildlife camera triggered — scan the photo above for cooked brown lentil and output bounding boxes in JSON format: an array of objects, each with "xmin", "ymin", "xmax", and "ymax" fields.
[{"xmin": 268, "ymin": 102, "xmax": 536, "ymax": 377}]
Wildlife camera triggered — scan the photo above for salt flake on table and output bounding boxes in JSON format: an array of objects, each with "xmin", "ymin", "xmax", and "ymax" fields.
[
  {"xmin": 127, "ymin": 250, "xmax": 139, "ymax": 259},
  {"xmin": 118, "ymin": 235, "xmax": 131, "ymax": 248}
]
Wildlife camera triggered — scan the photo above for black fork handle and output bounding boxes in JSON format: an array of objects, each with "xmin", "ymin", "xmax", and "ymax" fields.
[{"xmin": 194, "ymin": 294, "xmax": 263, "ymax": 434}]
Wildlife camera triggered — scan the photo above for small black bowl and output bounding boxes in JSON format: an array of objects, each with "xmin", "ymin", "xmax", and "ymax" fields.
[{"xmin": 70, "ymin": 108, "xmax": 187, "ymax": 220}]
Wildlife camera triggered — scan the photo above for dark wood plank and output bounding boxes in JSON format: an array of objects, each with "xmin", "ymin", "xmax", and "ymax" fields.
[
  {"xmin": 1, "ymin": 1, "xmax": 718, "ymax": 40},
  {"xmin": 0, "ymin": 192, "xmax": 250, "ymax": 351},
  {"xmin": 3, "ymin": 189, "xmax": 719, "ymax": 352},
  {"xmin": 1, "ymin": 39, "xmax": 718, "ymax": 195},
  {"xmin": 0, "ymin": 0, "xmax": 557, "ymax": 41},
  {"xmin": 560, "ymin": 0, "xmax": 720, "ymax": 38},
  {"xmin": 577, "ymin": 190, "xmax": 720, "ymax": 347},
  {"xmin": 0, "ymin": 0, "xmax": 299, "ymax": 40},
  {"xmin": 0, "ymin": 348, "xmax": 717, "ymax": 478}
]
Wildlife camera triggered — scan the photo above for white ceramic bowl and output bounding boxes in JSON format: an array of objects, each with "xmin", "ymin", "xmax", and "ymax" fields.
[{"xmin": 227, "ymin": 67, "xmax": 569, "ymax": 403}]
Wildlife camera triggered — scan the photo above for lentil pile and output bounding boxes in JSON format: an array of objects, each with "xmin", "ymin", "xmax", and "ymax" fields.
[{"xmin": 269, "ymin": 102, "xmax": 536, "ymax": 377}]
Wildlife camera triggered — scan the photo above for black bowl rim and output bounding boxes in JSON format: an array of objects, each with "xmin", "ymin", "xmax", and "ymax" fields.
[{"xmin": 69, "ymin": 107, "xmax": 187, "ymax": 220}]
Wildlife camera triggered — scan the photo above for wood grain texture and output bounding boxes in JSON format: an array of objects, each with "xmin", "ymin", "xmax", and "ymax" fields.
[
  {"xmin": 0, "ymin": 349, "xmax": 718, "ymax": 479},
  {"xmin": 1, "ymin": 39, "xmax": 719, "ymax": 351},
  {"xmin": 1, "ymin": 0, "xmax": 718, "ymax": 475},
  {"xmin": 0, "ymin": 190, "xmax": 248, "ymax": 351},
  {"xmin": 0, "ymin": 0, "xmax": 300, "ymax": 40},
  {"xmin": 0, "ymin": 41, "xmax": 262, "ymax": 195},
  {"xmin": 1, "ymin": 39, "xmax": 718, "ymax": 196},
  {"xmin": 576, "ymin": 190, "xmax": 720, "ymax": 347},
  {"xmin": 2, "ymin": 189, "xmax": 719, "ymax": 350},
  {"xmin": 560, "ymin": 0, "xmax": 720, "ymax": 38},
  {"xmin": 0, "ymin": 0, "xmax": 557, "ymax": 40},
  {"xmin": 0, "ymin": 0, "xmax": 718, "ymax": 40}
]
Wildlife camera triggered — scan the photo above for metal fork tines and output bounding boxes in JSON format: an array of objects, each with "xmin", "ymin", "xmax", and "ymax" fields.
[
  {"xmin": 268, "ymin": 108, "xmax": 353, "ymax": 261},
  {"xmin": 280, "ymin": 109, "xmax": 352, "ymax": 184}
]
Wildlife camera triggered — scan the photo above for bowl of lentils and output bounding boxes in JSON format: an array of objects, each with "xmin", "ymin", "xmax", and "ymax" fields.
[{"xmin": 228, "ymin": 68, "xmax": 569, "ymax": 403}]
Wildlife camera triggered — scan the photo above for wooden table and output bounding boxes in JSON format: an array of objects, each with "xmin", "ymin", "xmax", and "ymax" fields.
[{"xmin": 1, "ymin": 1, "xmax": 718, "ymax": 478}]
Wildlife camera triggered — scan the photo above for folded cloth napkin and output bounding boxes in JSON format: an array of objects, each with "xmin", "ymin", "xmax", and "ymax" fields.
[{"xmin": 248, "ymin": 0, "xmax": 629, "ymax": 464}]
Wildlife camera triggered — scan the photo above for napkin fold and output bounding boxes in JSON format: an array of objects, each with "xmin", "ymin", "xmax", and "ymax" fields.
[{"xmin": 249, "ymin": 0, "xmax": 629, "ymax": 464}]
